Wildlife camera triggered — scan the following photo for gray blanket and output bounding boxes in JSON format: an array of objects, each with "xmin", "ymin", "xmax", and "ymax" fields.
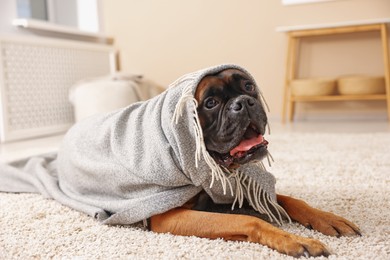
[{"xmin": 0, "ymin": 64, "xmax": 289, "ymax": 226}]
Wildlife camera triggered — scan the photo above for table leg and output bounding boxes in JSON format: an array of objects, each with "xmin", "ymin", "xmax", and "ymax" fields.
[
  {"xmin": 381, "ymin": 24, "xmax": 390, "ymax": 121},
  {"xmin": 282, "ymin": 35, "xmax": 298, "ymax": 123}
]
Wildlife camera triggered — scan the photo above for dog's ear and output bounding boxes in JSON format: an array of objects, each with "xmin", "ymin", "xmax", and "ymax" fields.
[{"xmin": 194, "ymin": 77, "xmax": 209, "ymax": 103}]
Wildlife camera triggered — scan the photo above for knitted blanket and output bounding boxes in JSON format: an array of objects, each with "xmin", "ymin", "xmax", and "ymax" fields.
[{"xmin": 0, "ymin": 64, "xmax": 289, "ymax": 226}]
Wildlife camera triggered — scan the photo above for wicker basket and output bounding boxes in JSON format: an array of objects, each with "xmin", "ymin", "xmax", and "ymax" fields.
[
  {"xmin": 337, "ymin": 76, "xmax": 385, "ymax": 95},
  {"xmin": 290, "ymin": 78, "xmax": 336, "ymax": 96}
]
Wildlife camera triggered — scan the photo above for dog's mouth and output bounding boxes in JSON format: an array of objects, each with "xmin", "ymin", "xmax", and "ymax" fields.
[{"xmin": 209, "ymin": 123, "xmax": 268, "ymax": 168}]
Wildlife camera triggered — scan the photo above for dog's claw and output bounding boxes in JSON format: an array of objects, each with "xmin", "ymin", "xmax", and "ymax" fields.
[{"xmin": 303, "ymin": 250, "xmax": 310, "ymax": 258}]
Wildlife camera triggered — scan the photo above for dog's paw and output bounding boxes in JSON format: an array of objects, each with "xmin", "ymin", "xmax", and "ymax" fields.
[
  {"xmin": 250, "ymin": 222, "xmax": 331, "ymax": 257},
  {"xmin": 271, "ymin": 234, "xmax": 331, "ymax": 258},
  {"xmin": 277, "ymin": 195, "xmax": 361, "ymax": 237},
  {"xmin": 305, "ymin": 209, "xmax": 361, "ymax": 237}
]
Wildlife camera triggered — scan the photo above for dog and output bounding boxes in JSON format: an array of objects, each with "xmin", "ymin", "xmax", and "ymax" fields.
[{"xmin": 149, "ymin": 69, "xmax": 361, "ymax": 257}]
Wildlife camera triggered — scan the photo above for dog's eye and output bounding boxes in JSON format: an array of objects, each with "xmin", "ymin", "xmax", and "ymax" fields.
[
  {"xmin": 244, "ymin": 83, "xmax": 255, "ymax": 92},
  {"xmin": 204, "ymin": 97, "xmax": 219, "ymax": 109}
]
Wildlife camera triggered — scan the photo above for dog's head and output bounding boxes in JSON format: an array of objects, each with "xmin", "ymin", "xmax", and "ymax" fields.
[{"xmin": 195, "ymin": 69, "xmax": 268, "ymax": 169}]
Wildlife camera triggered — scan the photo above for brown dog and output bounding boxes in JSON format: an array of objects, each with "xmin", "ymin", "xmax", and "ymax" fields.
[{"xmin": 150, "ymin": 69, "xmax": 361, "ymax": 257}]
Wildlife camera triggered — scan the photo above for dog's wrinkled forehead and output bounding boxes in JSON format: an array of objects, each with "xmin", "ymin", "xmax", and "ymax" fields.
[
  {"xmin": 215, "ymin": 68, "xmax": 251, "ymax": 82},
  {"xmin": 195, "ymin": 68, "xmax": 256, "ymax": 102}
]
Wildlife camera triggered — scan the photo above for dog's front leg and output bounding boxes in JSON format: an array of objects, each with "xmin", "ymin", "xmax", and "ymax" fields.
[
  {"xmin": 150, "ymin": 208, "xmax": 330, "ymax": 257},
  {"xmin": 277, "ymin": 194, "xmax": 361, "ymax": 237}
]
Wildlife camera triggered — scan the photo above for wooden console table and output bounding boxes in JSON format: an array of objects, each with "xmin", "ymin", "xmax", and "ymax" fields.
[{"xmin": 277, "ymin": 18, "xmax": 390, "ymax": 122}]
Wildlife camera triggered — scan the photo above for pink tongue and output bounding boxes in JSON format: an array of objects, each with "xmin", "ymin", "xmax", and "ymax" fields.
[{"xmin": 230, "ymin": 135, "xmax": 264, "ymax": 156}]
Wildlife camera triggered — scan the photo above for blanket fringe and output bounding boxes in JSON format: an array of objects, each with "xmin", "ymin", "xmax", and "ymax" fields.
[
  {"xmin": 172, "ymin": 84, "xmax": 234, "ymax": 196},
  {"xmin": 231, "ymin": 169, "xmax": 291, "ymax": 226}
]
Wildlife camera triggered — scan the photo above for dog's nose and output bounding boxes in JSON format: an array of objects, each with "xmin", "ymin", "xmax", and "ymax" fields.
[{"xmin": 231, "ymin": 96, "xmax": 255, "ymax": 112}]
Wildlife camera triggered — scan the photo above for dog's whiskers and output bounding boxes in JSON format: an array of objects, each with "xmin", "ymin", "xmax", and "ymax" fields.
[
  {"xmin": 267, "ymin": 122, "xmax": 271, "ymax": 135},
  {"xmin": 266, "ymin": 151, "xmax": 274, "ymax": 167}
]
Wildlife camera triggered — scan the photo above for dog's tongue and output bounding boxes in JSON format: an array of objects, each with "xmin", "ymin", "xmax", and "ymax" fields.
[{"xmin": 230, "ymin": 134, "xmax": 264, "ymax": 156}]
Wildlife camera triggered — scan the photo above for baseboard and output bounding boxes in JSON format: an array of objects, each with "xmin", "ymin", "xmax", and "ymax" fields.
[{"xmin": 269, "ymin": 112, "xmax": 388, "ymax": 123}]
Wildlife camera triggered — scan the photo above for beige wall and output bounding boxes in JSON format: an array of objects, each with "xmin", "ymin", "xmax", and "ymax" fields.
[{"xmin": 102, "ymin": 0, "xmax": 390, "ymax": 120}]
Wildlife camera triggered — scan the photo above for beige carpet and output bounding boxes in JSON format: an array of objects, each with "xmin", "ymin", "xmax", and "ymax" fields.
[{"xmin": 1, "ymin": 133, "xmax": 389, "ymax": 259}]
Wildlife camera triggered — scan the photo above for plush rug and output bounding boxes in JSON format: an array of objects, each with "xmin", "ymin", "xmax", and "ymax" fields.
[{"xmin": 0, "ymin": 133, "xmax": 389, "ymax": 259}]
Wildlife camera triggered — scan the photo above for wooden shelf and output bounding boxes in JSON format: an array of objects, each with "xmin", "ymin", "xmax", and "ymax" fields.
[
  {"xmin": 292, "ymin": 94, "xmax": 387, "ymax": 102},
  {"xmin": 289, "ymin": 24, "xmax": 382, "ymax": 37},
  {"xmin": 276, "ymin": 18, "xmax": 390, "ymax": 33},
  {"xmin": 279, "ymin": 19, "xmax": 390, "ymax": 122}
]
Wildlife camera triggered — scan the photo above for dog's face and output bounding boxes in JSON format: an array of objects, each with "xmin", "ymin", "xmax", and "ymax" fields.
[{"xmin": 195, "ymin": 69, "xmax": 268, "ymax": 169}]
